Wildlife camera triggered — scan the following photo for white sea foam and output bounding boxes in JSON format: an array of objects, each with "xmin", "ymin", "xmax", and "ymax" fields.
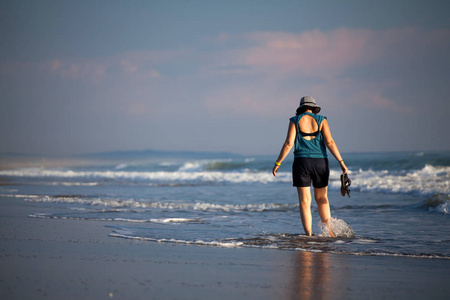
[
  {"xmin": 330, "ymin": 165, "xmax": 450, "ymax": 195},
  {"xmin": 56, "ymin": 182, "xmax": 99, "ymax": 186},
  {"xmin": 108, "ymin": 231, "xmax": 244, "ymax": 248},
  {"xmin": 430, "ymin": 202, "xmax": 449, "ymax": 214},
  {"xmin": 115, "ymin": 164, "xmax": 128, "ymax": 170},
  {"xmin": 28, "ymin": 213, "xmax": 205, "ymax": 224},
  {"xmin": 28, "ymin": 213, "xmax": 153, "ymax": 223},
  {"xmin": 352, "ymin": 238, "xmax": 378, "ymax": 244},
  {"xmin": 159, "ymin": 161, "xmax": 178, "ymax": 167},
  {"xmin": 23, "ymin": 195, "xmax": 298, "ymax": 212},
  {"xmin": 108, "ymin": 230, "xmax": 450, "ymax": 259},
  {"xmin": 177, "ymin": 159, "xmax": 238, "ymax": 172},
  {"xmin": 177, "ymin": 161, "xmax": 204, "ymax": 172},
  {"xmin": 0, "ymin": 194, "xmax": 40, "ymax": 198},
  {"xmin": 149, "ymin": 218, "xmax": 205, "ymax": 223},
  {"xmin": 0, "ymin": 168, "xmax": 290, "ymax": 184}
]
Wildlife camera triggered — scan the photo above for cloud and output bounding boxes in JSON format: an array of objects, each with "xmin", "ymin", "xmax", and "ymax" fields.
[
  {"xmin": 201, "ymin": 27, "xmax": 449, "ymax": 116},
  {"xmin": 242, "ymin": 29, "xmax": 369, "ymax": 75},
  {"xmin": 2, "ymin": 27, "xmax": 448, "ymax": 120},
  {"xmin": 120, "ymin": 59, "xmax": 138, "ymax": 73},
  {"xmin": 367, "ymin": 94, "xmax": 416, "ymax": 114},
  {"xmin": 220, "ymin": 27, "xmax": 446, "ymax": 77},
  {"xmin": 40, "ymin": 59, "xmax": 107, "ymax": 84},
  {"xmin": 23, "ymin": 49, "xmax": 190, "ymax": 85},
  {"xmin": 2, "ymin": 24, "xmax": 450, "ymax": 155}
]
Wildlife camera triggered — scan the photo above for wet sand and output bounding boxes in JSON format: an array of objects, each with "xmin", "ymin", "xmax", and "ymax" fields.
[{"xmin": 1, "ymin": 196, "xmax": 449, "ymax": 300}]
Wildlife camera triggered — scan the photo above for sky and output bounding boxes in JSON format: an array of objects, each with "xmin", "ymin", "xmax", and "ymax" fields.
[{"xmin": 1, "ymin": 0, "xmax": 450, "ymax": 156}]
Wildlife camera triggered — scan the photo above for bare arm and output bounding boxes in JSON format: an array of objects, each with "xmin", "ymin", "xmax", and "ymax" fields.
[
  {"xmin": 321, "ymin": 119, "xmax": 348, "ymax": 174},
  {"xmin": 272, "ymin": 121, "xmax": 296, "ymax": 177}
]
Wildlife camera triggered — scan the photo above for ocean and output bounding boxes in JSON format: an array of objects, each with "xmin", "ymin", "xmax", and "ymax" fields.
[{"xmin": 1, "ymin": 151, "xmax": 449, "ymax": 259}]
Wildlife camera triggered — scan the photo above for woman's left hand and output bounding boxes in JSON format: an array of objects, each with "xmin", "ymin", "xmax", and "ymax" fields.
[
  {"xmin": 340, "ymin": 161, "xmax": 348, "ymax": 174},
  {"xmin": 272, "ymin": 165, "xmax": 280, "ymax": 177}
]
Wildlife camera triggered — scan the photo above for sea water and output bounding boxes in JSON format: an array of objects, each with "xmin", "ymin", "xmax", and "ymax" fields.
[{"xmin": 1, "ymin": 151, "xmax": 449, "ymax": 259}]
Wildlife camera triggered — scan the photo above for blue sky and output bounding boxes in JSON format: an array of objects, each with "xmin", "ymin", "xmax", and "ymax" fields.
[{"xmin": 1, "ymin": 0, "xmax": 449, "ymax": 156}]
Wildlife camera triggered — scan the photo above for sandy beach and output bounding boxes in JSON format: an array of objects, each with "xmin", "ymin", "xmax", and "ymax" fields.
[{"xmin": 0, "ymin": 196, "xmax": 449, "ymax": 300}]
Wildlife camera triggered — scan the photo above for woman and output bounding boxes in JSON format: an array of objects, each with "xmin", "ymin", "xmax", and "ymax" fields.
[{"xmin": 272, "ymin": 96, "xmax": 348, "ymax": 236}]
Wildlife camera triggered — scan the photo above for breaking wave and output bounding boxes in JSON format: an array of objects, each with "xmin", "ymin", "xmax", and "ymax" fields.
[
  {"xmin": 1, "ymin": 163, "xmax": 449, "ymax": 195},
  {"xmin": 419, "ymin": 193, "xmax": 450, "ymax": 214},
  {"xmin": 0, "ymin": 168, "xmax": 289, "ymax": 184},
  {"xmin": 331, "ymin": 165, "xmax": 450, "ymax": 195}
]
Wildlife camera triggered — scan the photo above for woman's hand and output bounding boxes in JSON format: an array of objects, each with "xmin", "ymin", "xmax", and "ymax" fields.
[
  {"xmin": 340, "ymin": 161, "xmax": 348, "ymax": 174},
  {"xmin": 272, "ymin": 164, "xmax": 280, "ymax": 177}
]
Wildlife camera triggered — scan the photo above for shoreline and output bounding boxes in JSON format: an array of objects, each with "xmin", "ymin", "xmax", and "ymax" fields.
[{"xmin": 1, "ymin": 196, "xmax": 450, "ymax": 299}]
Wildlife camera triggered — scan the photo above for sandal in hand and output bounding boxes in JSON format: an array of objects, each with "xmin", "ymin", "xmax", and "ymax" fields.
[{"xmin": 340, "ymin": 173, "xmax": 351, "ymax": 197}]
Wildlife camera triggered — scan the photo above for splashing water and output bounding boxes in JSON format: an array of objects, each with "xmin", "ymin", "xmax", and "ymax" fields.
[{"xmin": 319, "ymin": 217, "xmax": 354, "ymax": 238}]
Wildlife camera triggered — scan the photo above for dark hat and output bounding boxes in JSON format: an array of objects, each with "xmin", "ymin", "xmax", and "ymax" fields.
[{"xmin": 298, "ymin": 96, "xmax": 321, "ymax": 114}]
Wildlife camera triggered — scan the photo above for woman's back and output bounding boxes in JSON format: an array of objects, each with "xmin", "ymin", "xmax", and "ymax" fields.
[
  {"xmin": 298, "ymin": 114, "xmax": 320, "ymax": 140},
  {"xmin": 290, "ymin": 112, "xmax": 328, "ymax": 159}
]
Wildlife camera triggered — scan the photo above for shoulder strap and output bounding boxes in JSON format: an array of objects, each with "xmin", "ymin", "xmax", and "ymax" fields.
[
  {"xmin": 290, "ymin": 115, "xmax": 298, "ymax": 133},
  {"xmin": 317, "ymin": 115, "xmax": 327, "ymax": 131}
]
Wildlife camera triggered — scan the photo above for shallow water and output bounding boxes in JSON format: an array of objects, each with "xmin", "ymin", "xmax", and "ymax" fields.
[{"xmin": 1, "ymin": 151, "xmax": 449, "ymax": 259}]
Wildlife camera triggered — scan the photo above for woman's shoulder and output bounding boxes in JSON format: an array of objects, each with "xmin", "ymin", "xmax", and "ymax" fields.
[
  {"xmin": 315, "ymin": 114, "xmax": 327, "ymax": 121},
  {"xmin": 290, "ymin": 115, "xmax": 300, "ymax": 123}
]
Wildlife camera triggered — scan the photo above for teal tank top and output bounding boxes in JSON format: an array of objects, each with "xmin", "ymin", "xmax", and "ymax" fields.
[{"xmin": 290, "ymin": 112, "xmax": 328, "ymax": 159}]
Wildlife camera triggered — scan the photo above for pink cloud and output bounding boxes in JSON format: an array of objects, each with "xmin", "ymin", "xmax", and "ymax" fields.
[
  {"xmin": 369, "ymin": 94, "xmax": 415, "ymax": 114},
  {"xmin": 50, "ymin": 60, "xmax": 63, "ymax": 71},
  {"xmin": 216, "ymin": 27, "xmax": 448, "ymax": 80},
  {"xmin": 352, "ymin": 92, "xmax": 417, "ymax": 115},
  {"xmin": 202, "ymin": 27, "xmax": 448, "ymax": 116},
  {"xmin": 37, "ymin": 59, "xmax": 107, "ymax": 84},
  {"xmin": 241, "ymin": 29, "xmax": 369, "ymax": 75},
  {"xmin": 29, "ymin": 49, "xmax": 189, "ymax": 84},
  {"xmin": 120, "ymin": 60, "xmax": 138, "ymax": 73}
]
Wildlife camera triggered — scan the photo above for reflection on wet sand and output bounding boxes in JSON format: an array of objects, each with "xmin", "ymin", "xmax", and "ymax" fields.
[{"xmin": 289, "ymin": 251, "xmax": 349, "ymax": 300}]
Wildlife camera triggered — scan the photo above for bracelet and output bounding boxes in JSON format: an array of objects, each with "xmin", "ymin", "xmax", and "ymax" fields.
[
  {"xmin": 275, "ymin": 162, "xmax": 281, "ymax": 166},
  {"xmin": 339, "ymin": 160, "xmax": 344, "ymax": 164}
]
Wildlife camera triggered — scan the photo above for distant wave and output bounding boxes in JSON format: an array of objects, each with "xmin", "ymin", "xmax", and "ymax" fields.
[
  {"xmin": 20, "ymin": 195, "xmax": 299, "ymax": 212},
  {"xmin": 0, "ymin": 168, "xmax": 289, "ymax": 184},
  {"xmin": 177, "ymin": 159, "xmax": 250, "ymax": 172},
  {"xmin": 1, "ymin": 163, "xmax": 448, "ymax": 195}
]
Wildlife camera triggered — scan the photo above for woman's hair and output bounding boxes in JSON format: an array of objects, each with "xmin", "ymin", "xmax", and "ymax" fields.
[{"xmin": 296, "ymin": 106, "xmax": 316, "ymax": 115}]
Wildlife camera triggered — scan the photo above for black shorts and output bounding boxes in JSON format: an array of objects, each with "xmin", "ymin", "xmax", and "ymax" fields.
[{"xmin": 292, "ymin": 157, "xmax": 329, "ymax": 188}]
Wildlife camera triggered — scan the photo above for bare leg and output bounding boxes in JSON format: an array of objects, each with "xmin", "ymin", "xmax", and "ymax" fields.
[
  {"xmin": 314, "ymin": 187, "xmax": 331, "ymax": 222},
  {"xmin": 314, "ymin": 187, "xmax": 335, "ymax": 237},
  {"xmin": 296, "ymin": 187, "xmax": 312, "ymax": 236}
]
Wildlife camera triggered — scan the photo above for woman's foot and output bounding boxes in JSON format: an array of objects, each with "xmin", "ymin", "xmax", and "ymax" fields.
[
  {"xmin": 328, "ymin": 226, "xmax": 336, "ymax": 237},
  {"xmin": 324, "ymin": 218, "xmax": 336, "ymax": 237}
]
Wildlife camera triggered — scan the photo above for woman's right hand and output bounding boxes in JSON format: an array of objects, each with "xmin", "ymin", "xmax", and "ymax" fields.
[{"xmin": 272, "ymin": 164, "xmax": 280, "ymax": 177}]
